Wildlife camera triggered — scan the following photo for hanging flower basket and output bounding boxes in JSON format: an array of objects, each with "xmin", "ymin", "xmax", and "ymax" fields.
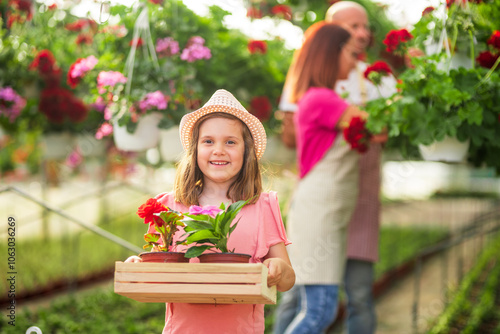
[
  {"xmin": 159, "ymin": 126, "xmax": 184, "ymax": 162},
  {"xmin": 418, "ymin": 136, "xmax": 470, "ymax": 163},
  {"xmin": 112, "ymin": 112, "xmax": 162, "ymax": 152},
  {"xmin": 40, "ymin": 132, "xmax": 75, "ymax": 159}
]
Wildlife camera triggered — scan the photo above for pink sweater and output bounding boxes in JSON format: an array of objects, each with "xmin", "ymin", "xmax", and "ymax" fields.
[
  {"xmin": 149, "ymin": 192, "xmax": 290, "ymax": 334},
  {"xmin": 294, "ymin": 87, "xmax": 349, "ymax": 178}
]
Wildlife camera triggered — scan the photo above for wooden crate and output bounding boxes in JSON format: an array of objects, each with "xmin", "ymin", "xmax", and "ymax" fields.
[{"xmin": 114, "ymin": 261, "xmax": 276, "ymax": 304}]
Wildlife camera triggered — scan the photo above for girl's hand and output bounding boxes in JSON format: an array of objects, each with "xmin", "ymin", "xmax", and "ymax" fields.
[
  {"xmin": 125, "ymin": 255, "xmax": 142, "ymax": 263},
  {"xmin": 263, "ymin": 258, "xmax": 286, "ymax": 288}
]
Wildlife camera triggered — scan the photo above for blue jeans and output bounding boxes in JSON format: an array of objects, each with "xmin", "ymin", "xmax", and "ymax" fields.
[
  {"xmin": 344, "ymin": 259, "xmax": 376, "ymax": 334},
  {"xmin": 273, "ymin": 259, "xmax": 375, "ymax": 334},
  {"xmin": 277, "ymin": 285, "xmax": 339, "ymax": 334}
]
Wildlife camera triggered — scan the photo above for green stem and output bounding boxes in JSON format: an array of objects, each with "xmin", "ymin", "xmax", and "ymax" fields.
[
  {"xmin": 469, "ymin": 30, "xmax": 475, "ymax": 69},
  {"xmin": 475, "ymin": 56, "xmax": 500, "ymax": 88}
]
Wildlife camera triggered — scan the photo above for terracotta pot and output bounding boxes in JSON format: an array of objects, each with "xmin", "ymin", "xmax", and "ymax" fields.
[
  {"xmin": 198, "ymin": 252, "xmax": 251, "ymax": 264},
  {"xmin": 139, "ymin": 252, "xmax": 189, "ymax": 263}
]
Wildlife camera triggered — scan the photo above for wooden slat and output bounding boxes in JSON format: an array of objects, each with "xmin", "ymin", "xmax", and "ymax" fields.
[
  {"xmin": 113, "ymin": 261, "xmax": 276, "ymax": 304},
  {"xmin": 116, "ymin": 272, "xmax": 262, "ymax": 284},
  {"xmin": 115, "ymin": 262, "xmax": 264, "ymax": 273}
]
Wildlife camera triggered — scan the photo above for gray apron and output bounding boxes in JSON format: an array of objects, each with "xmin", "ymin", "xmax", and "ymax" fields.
[{"xmin": 287, "ymin": 136, "xmax": 359, "ymax": 284}]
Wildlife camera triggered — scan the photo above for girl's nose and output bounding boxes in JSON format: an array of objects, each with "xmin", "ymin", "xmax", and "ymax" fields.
[{"xmin": 212, "ymin": 143, "xmax": 226, "ymax": 155}]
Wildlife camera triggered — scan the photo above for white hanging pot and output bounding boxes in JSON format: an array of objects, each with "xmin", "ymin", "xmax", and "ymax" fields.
[
  {"xmin": 418, "ymin": 136, "xmax": 470, "ymax": 163},
  {"xmin": 159, "ymin": 126, "xmax": 184, "ymax": 162},
  {"xmin": 113, "ymin": 112, "xmax": 162, "ymax": 152},
  {"xmin": 76, "ymin": 134, "xmax": 106, "ymax": 157}
]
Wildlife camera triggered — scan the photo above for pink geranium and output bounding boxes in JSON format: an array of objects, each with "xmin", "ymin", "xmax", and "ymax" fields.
[
  {"xmin": 156, "ymin": 37, "xmax": 180, "ymax": 58},
  {"xmin": 0, "ymin": 86, "xmax": 26, "ymax": 122},
  {"xmin": 67, "ymin": 55, "xmax": 98, "ymax": 88},
  {"xmin": 180, "ymin": 36, "xmax": 212, "ymax": 63},
  {"xmin": 139, "ymin": 91, "xmax": 169, "ymax": 112},
  {"xmin": 188, "ymin": 205, "xmax": 222, "ymax": 218},
  {"xmin": 97, "ymin": 71, "xmax": 127, "ymax": 94},
  {"xmin": 95, "ymin": 122, "xmax": 113, "ymax": 139}
]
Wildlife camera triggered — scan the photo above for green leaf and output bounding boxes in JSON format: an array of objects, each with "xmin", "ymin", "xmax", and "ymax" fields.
[
  {"xmin": 144, "ymin": 233, "xmax": 160, "ymax": 243},
  {"xmin": 186, "ymin": 230, "xmax": 217, "ymax": 243},
  {"xmin": 185, "ymin": 245, "xmax": 212, "ymax": 258}
]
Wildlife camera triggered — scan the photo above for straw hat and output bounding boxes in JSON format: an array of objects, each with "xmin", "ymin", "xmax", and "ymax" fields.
[{"xmin": 179, "ymin": 89, "xmax": 267, "ymax": 160}]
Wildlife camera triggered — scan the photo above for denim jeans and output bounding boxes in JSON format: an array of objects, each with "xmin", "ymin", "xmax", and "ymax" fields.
[
  {"xmin": 280, "ymin": 285, "xmax": 339, "ymax": 334},
  {"xmin": 273, "ymin": 260, "xmax": 376, "ymax": 334},
  {"xmin": 344, "ymin": 259, "xmax": 376, "ymax": 334}
]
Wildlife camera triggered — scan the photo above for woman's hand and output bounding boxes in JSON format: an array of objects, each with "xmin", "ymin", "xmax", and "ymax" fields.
[{"xmin": 125, "ymin": 255, "xmax": 142, "ymax": 263}]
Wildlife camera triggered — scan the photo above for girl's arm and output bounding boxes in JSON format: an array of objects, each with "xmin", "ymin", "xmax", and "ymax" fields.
[{"xmin": 263, "ymin": 242, "xmax": 296, "ymax": 292}]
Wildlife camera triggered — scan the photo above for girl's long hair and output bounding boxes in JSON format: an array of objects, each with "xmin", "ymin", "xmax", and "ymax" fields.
[
  {"xmin": 284, "ymin": 22, "xmax": 351, "ymax": 103},
  {"xmin": 174, "ymin": 113, "xmax": 262, "ymax": 206}
]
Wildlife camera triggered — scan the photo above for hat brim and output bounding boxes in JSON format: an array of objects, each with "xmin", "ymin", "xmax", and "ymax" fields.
[{"xmin": 179, "ymin": 104, "xmax": 267, "ymax": 160}]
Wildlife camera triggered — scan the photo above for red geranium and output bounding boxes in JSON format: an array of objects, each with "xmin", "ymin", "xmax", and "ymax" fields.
[
  {"xmin": 76, "ymin": 33, "xmax": 93, "ymax": 45},
  {"xmin": 137, "ymin": 198, "xmax": 168, "ymax": 227},
  {"xmin": 249, "ymin": 96, "xmax": 272, "ymax": 121},
  {"xmin": 248, "ymin": 40, "xmax": 267, "ymax": 54},
  {"xmin": 130, "ymin": 37, "xmax": 144, "ymax": 47},
  {"xmin": 476, "ymin": 51, "xmax": 499, "ymax": 69},
  {"xmin": 343, "ymin": 116, "xmax": 371, "ymax": 154},
  {"xmin": 271, "ymin": 5, "xmax": 292, "ymax": 20},
  {"xmin": 247, "ymin": 7, "xmax": 263, "ymax": 19},
  {"xmin": 383, "ymin": 29, "xmax": 413, "ymax": 55},
  {"xmin": 364, "ymin": 60, "xmax": 392, "ymax": 85},
  {"xmin": 39, "ymin": 87, "xmax": 88, "ymax": 123},
  {"xmin": 487, "ymin": 31, "xmax": 500, "ymax": 50},
  {"xmin": 65, "ymin": 18, "xmax": 97, "ymax": 32},
  {"xmin": 422, "ymin": 6, "xmax": 435, "ymax": 16},
  {"xmin": 8, "ymin": 0, "xmax": 33, "ymax": 20},
  {"xmin": 29, "ymin": 49, "xmax": 62, "ymax": 88}
]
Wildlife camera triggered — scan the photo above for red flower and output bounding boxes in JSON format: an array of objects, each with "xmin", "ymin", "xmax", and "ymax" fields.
[
  {"xmin": 137, "ymin": 198, "xmax": 168, "ymax": 227},
  {"xmin": 65, "ymin": 18, "xmax": 97, "ymax": 32},
  {"xmin": 148, "ymin": 0, "xmax": 163, "ymax": 4},
  {"xmin": 130, "ymin": 37, "xmax": 144, "ymax": 47},
  {"xmin": 38, "ymin": 87, "xmax": 88, "ymax": 123},
  {"xmin": 48, "ymin": 3, "xmax": 57, "ymax": 10},
  {"xmin": 246, "ymin": 7, "xmax": 262, "ymax": 19},
  {"xmin": 271, "ymin": 5, "xmax": 292, "ymax": 20},
  {"xmin": 487, "ymin": 31, "xmax": 500, "ymax": 50},
  {"xmin": 383, "ymin": 29, "xmax": 413, "ymax": 54},
  {"xmin": 343, "ymin": 116, "xmax": 371, "ymax": 153},
  {"xmin": 249, "ymin": 96, "xmax": 272, "ymax": 121},
  {"xmin": 76, "ymin": 33, "xmax": 93, "ymax": 45},
  {"xmin": 476, "ymin": 51, "xmax": 499, "ymax": 69},
  {"xmin": 30, "ymin": 49, "xmax": 58, "ymax": 74},
  {"xmin": 422, "ymin": 6, "xmax": 435, "ymax": 16},
  {"xmin": 8, "ymin": 0, "xmax": 32, "ymax": 20},
  {"xmin": 248, "ymin": 40, "xmax": 267, "ymax": 54},
  {"xmin": 364, "ymin": 61, "xmax": 392, "ymax": 84}
]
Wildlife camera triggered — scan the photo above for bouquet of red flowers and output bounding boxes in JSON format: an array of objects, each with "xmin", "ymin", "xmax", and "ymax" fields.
[{"xmin": 343, "ymin": 116, "xmax": 372, "ymax": 154}]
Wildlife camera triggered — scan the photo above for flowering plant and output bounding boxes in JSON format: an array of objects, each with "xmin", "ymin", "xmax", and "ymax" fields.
[
  {"xmin": 343, "ymin": 116, "xmax": 372, "ymax": 154},
  {"xmin": 137, "ymin": 198, "xmax": 185, "ymax": 252},
  {"xmin": 178, "ymin": 199, "xmax": 250, "ymax": 258},
  {"xmin": 364, "ymin": 0, "xmax": 500, "ymax": 173}
]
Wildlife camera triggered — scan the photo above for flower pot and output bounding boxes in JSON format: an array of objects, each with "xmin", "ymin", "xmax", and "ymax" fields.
[
  {"xmin": 418, "ymin": 136, "xmax": 470, "ymax": 163},
  {"xmin": 41, "ymin": 132, "xmax": 75, "ymax": 159},
  {"xmin": 112, "ymin": 112, "xmax": 162, "ymax": 152},
  {"xmin": 139, "ymin": 251, "xmax": 189, "ymax": 263},
  {"xmin": 76, "ymin": 134, "xmax": 107, "ymax": 158},
  {"xmin": 159, "ymin": 126, "xmax": 184, "ymax": 162},
  {"xmin": 198, "ymin": 252, "xmax": 251, "ymax": 264}
]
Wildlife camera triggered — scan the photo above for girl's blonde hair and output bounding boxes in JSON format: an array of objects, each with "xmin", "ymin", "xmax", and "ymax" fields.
[{"xmin": 174, "ymin": 112, "xmax": 262, "ymax": 206}]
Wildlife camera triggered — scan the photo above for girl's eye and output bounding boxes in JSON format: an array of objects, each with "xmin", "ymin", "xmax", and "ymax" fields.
[
  {"xmin": 202, "ymin": 139, "xmax": 213, "ymax": 144},
  {"xmin": 227, "ymin": 140, "xmax": 236, "ymax": 145}
]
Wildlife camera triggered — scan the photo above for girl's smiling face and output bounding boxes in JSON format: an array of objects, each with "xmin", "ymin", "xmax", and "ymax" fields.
[{"xmin": 197, "ymin": 117, "xmax": 245, "ymax": 188}]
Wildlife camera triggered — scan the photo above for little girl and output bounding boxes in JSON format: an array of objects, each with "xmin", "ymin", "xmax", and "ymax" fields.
[{"xmin": 126, "ymin": 89, "xmax": 295, "ymax": 334}]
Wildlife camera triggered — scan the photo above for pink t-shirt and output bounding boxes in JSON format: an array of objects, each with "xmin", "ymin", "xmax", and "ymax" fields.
[
  {"xmin": 295, "ymin": 87, "xmax": 349, "ymax": 178},
  {"xmin": 148, "ymin": 191, "xmax": 290, "ymax": 334}
]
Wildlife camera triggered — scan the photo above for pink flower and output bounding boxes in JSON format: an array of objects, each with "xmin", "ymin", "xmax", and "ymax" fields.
[
  {"xmin": 97, "ymin": 71, "xmax": 127, "ymax": 94},
  {"xmin": 188, "ymin": 205, "xmax": 222, "ymax": 218},
  {"xmin": 95, "ymin": 122, "xmax": 113, "ymax": 139},
  {"xmin": 0, "ymin": 86, "xmax": 26, "ymax": 122},
  {"xmin": 180, "ymin": 36, "xmax": 212, "ymax": 63},
  {"xmin": 139, "ymin": 91, "xmax": 169, "ymax": 112},
  {"xmin": 65, "ymin": 148, "xmax": 83, "ymax": 168},
  {"xmin": 156, "ymin": 37, "xmax": 180, "ymax": 57},
  {"xmin": 67, "ymin": 55, "xmax": 98, "ymax": 88}
]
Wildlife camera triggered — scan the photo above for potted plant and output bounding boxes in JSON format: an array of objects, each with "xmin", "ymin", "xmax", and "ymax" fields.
[
  {"xmin": 364, "ymin": 0, "xmax": 500, "ymax": 172},
  {"xmin": 179, "ymin": 199, "xmax": 251, "ymax": 263},
  {"xmin": 136, "ymin": 197, "xmax": 189, "ymax": 263}
]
